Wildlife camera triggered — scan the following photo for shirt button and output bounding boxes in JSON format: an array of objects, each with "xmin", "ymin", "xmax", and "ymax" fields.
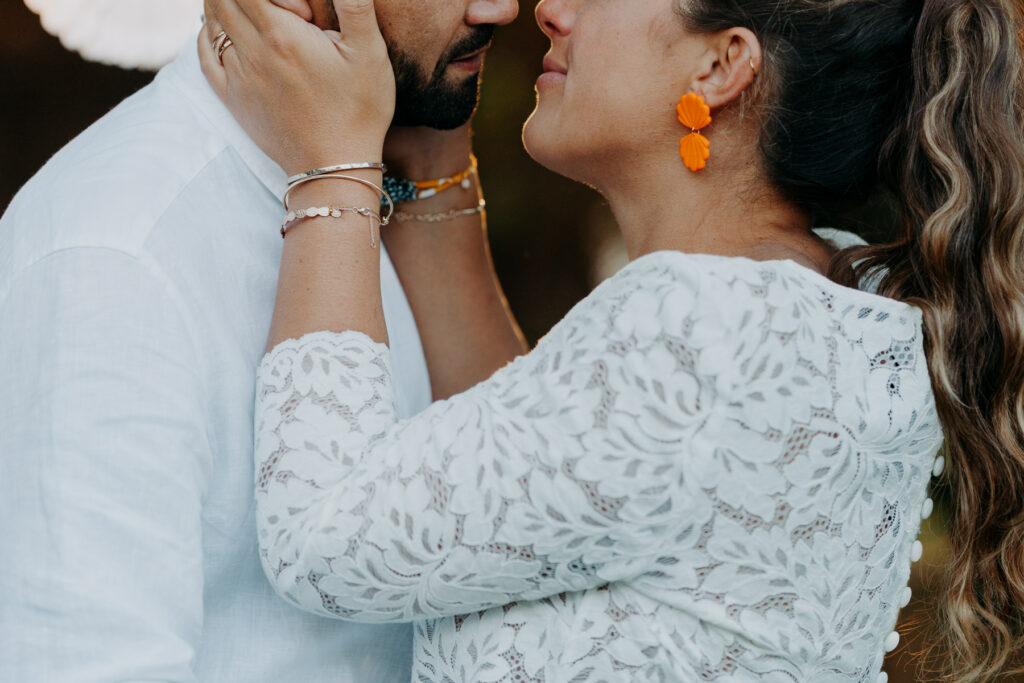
[
  {"xmin": 877, "ymin": 673, "xmax": 888, "ymax": 683},
  {"xmin": 899, "ymin": 586, "xmax": 912, "ymax": 607},
  {"xmin": 932, "ymin": 455, "xmax": 945, "ymax": 477},
  {"xmin": 884, "ymin": 630, "xmax": 900, "ymax": 652},
  {"xmin": 921, "ymin": 498, "xmax": 934, "ymax": 520},
  {"xmin": 911, "ymin": 540, "xmax": 924, "ymax": 562}
]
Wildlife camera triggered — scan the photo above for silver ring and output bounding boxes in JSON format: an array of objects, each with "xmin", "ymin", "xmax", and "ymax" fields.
[{"xmin": 212, "ymin": 30, "xmax": 233, "ymax": 65}]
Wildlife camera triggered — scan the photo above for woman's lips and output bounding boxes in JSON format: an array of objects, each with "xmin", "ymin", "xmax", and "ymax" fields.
[
  {"xmin": 537, "ymin": 57, "xmax": 568, "ymax": 89},
  {"xmin": 536, "ymin": 71, "xmax": 567, "ymax": 88}
]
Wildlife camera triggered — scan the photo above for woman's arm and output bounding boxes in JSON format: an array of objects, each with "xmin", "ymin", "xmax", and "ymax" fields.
[
  {"xmin": 254, "ymin": 264, "xmax": 715, "ymax": 623},
  {"xmin": 198, "ymin": 0, "xmax": 710, "ymax": 624},
  {"xmin": 199, "ymin": 0, "xmax": 395, "ymax": 349}
]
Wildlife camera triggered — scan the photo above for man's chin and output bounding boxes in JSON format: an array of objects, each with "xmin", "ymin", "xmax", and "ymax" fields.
[
  {"xmin": 391, "ymin": 76, "xmax": 481, "ymax": 130},
  {"xmin": 391, "ymin": 109, "xmax": 476, "ymax": 131}
]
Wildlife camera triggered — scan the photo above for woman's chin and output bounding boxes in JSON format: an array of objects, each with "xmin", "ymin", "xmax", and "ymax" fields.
[
  {"xmin": 522, "ymin": 110, "xmax": 608, "ymax": 191},
  {"xmin": 522, "ymin": 114, "xmax": 568, "ymax": 176}
]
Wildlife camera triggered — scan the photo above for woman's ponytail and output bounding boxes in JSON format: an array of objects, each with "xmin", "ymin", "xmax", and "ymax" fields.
[
  {"xmin": 679, "ymin": 0, "xmax": 1024, "ymax": 674},
  {"xmin": 838, "ymin": 0, "xmax": 1024, "ymax": 678}
]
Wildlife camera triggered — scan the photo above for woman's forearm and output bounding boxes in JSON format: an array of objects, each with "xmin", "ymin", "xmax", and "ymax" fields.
[{"xmin": 266, "ymin": 169, "xmax": 388, "ymax": 350}]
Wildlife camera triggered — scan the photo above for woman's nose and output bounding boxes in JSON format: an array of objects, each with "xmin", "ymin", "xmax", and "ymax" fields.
[{"xmin": 535, "ymin": 0, "xmax": 575, "ymax": 38}]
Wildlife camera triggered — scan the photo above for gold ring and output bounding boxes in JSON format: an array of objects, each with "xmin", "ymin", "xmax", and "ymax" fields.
[{"xmin": 212, "ymin": 30, "xmax": 233, "ymax": 65}]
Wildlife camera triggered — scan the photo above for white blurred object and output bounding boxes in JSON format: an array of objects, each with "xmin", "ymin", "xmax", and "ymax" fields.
[{"xmin": 24, "ymin": 0, "xmax": 202, "ymax": 70}]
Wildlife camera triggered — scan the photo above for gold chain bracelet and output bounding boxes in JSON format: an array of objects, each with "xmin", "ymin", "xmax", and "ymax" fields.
[{"xmin": 392, "ymin": 199, "xmax": 486, "ymax": 224}]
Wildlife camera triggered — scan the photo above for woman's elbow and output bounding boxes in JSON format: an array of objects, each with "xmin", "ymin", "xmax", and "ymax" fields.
[{"xmin": 256, "ymin": 522, "xmax": 416, "ymax": 623}]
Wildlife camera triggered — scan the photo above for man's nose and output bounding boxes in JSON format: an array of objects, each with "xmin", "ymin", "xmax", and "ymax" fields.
[{"xmin": 467, "ymin": 0, "xmax": 519, "ymax": 27}]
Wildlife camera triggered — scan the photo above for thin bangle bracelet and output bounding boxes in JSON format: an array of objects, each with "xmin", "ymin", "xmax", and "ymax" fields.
[
  {"xmin": 286, "ymin": 162, "xmax": 386, "ymax": 186},
  {"xmin": 284, "ymin": 173, "xmax": 394, "ymax": 225}
]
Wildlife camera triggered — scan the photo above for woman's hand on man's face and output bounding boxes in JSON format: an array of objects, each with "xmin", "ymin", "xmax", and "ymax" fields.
[
  {"xmin": 199, "ymin": 0, "xmax": 396, "ymax": 175},
  {"xmin": 268, "ymin": 0, "xmax": 314, "ymax": 22}
]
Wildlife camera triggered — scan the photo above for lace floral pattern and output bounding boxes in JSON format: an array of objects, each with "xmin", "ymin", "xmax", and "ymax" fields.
[{"xmin": 254, "ymin": 252, "xmax": 943, "ymax": 682}]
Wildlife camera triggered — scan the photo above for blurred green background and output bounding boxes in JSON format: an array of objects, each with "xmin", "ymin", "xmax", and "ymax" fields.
[{"xmin": 0, "ymin": 2, "xmax": 962, "ymax": 680}]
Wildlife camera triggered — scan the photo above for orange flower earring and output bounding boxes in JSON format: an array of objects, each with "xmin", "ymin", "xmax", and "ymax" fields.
[{"xmin": 677, "ymin": 92, "xmax": 712, "ymax": 172}]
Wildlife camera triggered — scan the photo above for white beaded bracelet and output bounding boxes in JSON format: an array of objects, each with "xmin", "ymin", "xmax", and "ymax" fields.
[{"xmin": 281, "ymin": 205, "xmax": 384, "ymax": 247}]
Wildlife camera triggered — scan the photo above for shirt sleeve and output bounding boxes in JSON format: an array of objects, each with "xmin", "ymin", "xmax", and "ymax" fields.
[
  {"xmin": 254, "ymin": 264, "xmax": 727, "ymax": 623},
  {"xmin": 0, "ymin": 248, "xmax": 211, "ymax": 682}
]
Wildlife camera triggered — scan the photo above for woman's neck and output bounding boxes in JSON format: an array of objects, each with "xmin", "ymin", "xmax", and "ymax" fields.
[{"xmin": 601, "ymin": 155, "xmax": 829, "ymax": 271}]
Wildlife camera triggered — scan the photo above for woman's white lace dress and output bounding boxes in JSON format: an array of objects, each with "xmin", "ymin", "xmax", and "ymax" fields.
[{"xmin": 254, "ymin": 251, "xmax": 944, "ymax": 682}]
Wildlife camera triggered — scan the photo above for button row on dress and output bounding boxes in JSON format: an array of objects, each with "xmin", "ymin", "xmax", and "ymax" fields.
[
  {"xmin": 910, "ymin": 540, "xmax": 923, "ymax": 562},
  {"xmin": 884, "ymin": 630, "xmax": 900, "ymax": 653},
  {"xmin": 881, "ymin": 456, "xmax": 943, "ymax": 675}
]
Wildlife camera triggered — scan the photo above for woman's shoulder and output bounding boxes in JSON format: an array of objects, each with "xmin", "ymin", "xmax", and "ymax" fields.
[
  {"xmin": 575, "ymin": 249, "xmax": 928, "ymax": 389},
  {"xmin": 541, "ymin": 247, "xmax": 925, "ymax": 372},
  {"xmin": 598, "ymin": 248, "xmax": 918, "ymax": 325}
]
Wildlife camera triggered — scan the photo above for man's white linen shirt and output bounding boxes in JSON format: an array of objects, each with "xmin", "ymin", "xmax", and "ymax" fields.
[{"xmin": 0, "ymin": 38, "xmax": 431, "ymax": 682}]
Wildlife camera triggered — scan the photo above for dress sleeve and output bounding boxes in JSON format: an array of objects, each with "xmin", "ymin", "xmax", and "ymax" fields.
[
  {"xmin": 254, "ymin": 264, "xmax": 729, "ymax": 622},
  {"xmin": 0, "ymin": 249, "xmax": 209, "ymax": 682}
]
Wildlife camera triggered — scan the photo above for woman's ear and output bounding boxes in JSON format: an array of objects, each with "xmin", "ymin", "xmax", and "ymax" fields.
[{"xmin": 691, "ymin": 27, "xmax": 761, "ymax": 110}]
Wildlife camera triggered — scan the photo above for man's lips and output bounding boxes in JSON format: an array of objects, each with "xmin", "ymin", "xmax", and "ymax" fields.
[
  {"xmin": 452, "ymin": 42, "xmax": 492, "ymax": 62},
  {"xmin": 449, "ymin": 42, "xmax": 491, "ymax": 73}
]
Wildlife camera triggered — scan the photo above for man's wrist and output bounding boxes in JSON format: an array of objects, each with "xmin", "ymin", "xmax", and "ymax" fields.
[
  {"xmin": 382, "ymin": 125, "xmax": 473, "ymax": 179},
  {"xmin": 384, "ymin": 149, "xmax": 473, "ymax": 180}
]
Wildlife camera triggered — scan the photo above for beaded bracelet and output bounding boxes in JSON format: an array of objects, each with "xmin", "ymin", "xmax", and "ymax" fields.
[
  {"xmin": 281, "ymin": 205, "xmax": 384, "ymax": 247},
  {"xmin": 384, "ymin": 156, "xmax": 477, "ymax": 204},
  {"xmin": 392, "ymin": 199, "xmax": 486, "ymax": 223}
]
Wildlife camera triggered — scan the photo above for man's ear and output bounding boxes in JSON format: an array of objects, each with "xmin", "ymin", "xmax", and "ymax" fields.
[{"xmin": 691, "ymin": 27, "xmax": 761, "ymax": 110}]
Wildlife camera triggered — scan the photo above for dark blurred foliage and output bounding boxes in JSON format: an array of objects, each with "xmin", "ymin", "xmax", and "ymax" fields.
[{"xmin": 1, "ymin": 2, "xmax": 968, "ymax": 680}]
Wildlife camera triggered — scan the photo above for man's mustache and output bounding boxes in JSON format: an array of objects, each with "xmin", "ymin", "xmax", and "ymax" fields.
[{"xmin": 440, "ymin": 26, "xmax": 495, "ymax": 69}]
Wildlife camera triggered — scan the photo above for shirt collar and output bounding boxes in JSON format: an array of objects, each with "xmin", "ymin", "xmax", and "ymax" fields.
[{"xmin": 160, "ymin": 28, "xmax": 289, "ymax": 200}]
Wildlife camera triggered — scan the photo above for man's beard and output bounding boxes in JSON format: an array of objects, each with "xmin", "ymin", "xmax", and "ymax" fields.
[
  {"xmin": 387, "ymin": 26, "xmax": 494, "ymax": 130},
  {"xmin": 321, "ymin": 1, "xmax": 493, "ymax": 130}
]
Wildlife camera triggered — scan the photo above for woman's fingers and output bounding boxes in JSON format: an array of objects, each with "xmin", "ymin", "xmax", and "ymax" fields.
[
  {"xmin": 204, "ymin": 0, "xmax": 260, "ymax": 54},
  {"xmin": 331, "ymin": 0, "xmax": 381, "ymax": 46},
  {"xmin": 269, "ymin": 0, "xmax": 313, "ymax": 22},
  {"xmin": 197, "ymin": 0, "xmax": 394, "ymax": 174},
  {"xmin": 218, "ymin": 0, "xmax": 309, "ymax": 36},
  {"xmin": 198, "ymin": 23, "xmax": 228, "ymax": 98}
]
